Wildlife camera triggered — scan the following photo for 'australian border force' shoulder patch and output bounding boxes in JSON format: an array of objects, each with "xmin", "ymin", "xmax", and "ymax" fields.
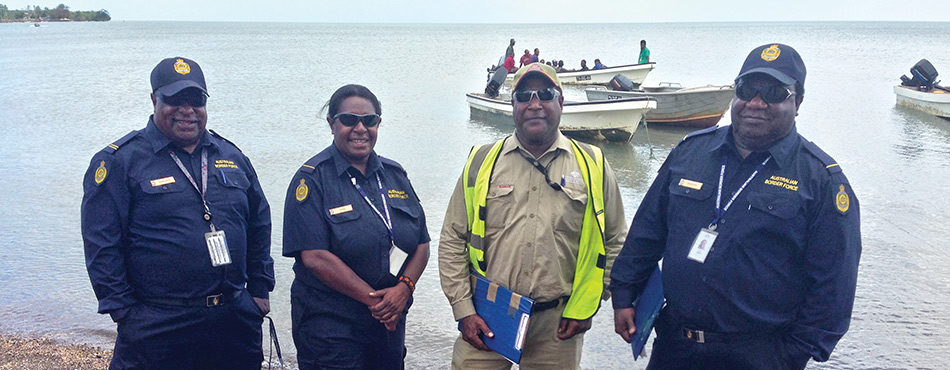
[
  {"xmin": 835, "ymin": 184, "xmax": 850, "ymax": 214},
  {"xmin": 295, "ymin": 179, "xmax": 309, "ymax": 203},
  {"xmin": 94, "ymin": 161, "xmax": 108, "ymax": 185}
]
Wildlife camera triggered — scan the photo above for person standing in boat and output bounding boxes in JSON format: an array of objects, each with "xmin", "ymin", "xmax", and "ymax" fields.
[
  {"xmin": 638, "ymin": 40, "xmax": 650, "ymax": 64},
  {"xmin": 610, "ymin": 43, "xmax": 861, "ymax": 369},
  {"xmin": 439, "ymin": 63, "xmax": 628, "ymax": 369},
  {"xmin": 282, "ymin": 84, "xmax": 430, "ymax": 369},
  {"xmin": 530, "ymin": 48, "xmax": 540, "ymax": 63},
  {"xmin": 81, "ymin": 57, "xmax": 275, "ymax": 369},
  {"xmin": 506, "ymin": 38, "xmax": 516, "ymax": 59}
]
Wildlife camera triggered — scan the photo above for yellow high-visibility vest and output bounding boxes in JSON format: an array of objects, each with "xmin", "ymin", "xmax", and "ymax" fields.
[{"xmin": 462, "ymin": 137, "xmax": 607, "ymax": 320}]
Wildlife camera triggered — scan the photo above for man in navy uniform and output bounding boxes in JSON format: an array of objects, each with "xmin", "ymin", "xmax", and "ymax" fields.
[
  {"xmin": 82, "ymin": 57, "xmax": 274, "ymax": 369},
  {"xmin": 610, "ymin": 44, "xmax": 861, "ymax": 369}
]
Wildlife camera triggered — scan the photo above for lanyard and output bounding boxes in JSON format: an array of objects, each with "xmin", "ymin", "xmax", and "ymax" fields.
[
  {"xmin": 169, "ymin": 148, "xmax": 216, "ymax": 231},
  {"xmin": 709, "ymin": 154, "xmax": 771, "ymax": 230},
  {"xmin": 347, "ymin": 171, "xmax": 395, "ymax": 243}
]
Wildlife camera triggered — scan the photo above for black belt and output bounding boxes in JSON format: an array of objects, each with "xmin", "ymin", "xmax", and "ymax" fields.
[
  {"xmin": 140, "ymin": 290, "xmax": 242, "ymax": 308},
  {"xmin": 534, "ymin": 296, "xmax": 569, "ymax": 313},
  {"xmin": 681, "ymin": 327, "xmax": 763, "ymax": 344}
]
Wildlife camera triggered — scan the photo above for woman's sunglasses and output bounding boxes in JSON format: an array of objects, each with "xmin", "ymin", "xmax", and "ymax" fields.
[
  {"xmin": 512, "ymin": 87, "xmax": 561, "ymax": 103},
  {"xmin": 735, "ymin": 81, "xmax": 795, "ymax": 104},
  {"xmin": 332, "ymin": 113, "xmax": 381, "ymax": 127}
]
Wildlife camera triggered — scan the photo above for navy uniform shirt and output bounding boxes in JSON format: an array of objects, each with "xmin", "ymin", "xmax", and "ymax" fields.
[
  {"xmin": 610, "ymin": 125, "xmax": 861, "ymax": 363},
  {"xmin": 81, "ymin": 118, "xmax": 275, "ymax": 321},
  {"xmin": 282, "ymin": 145, "xmax": 429, "ymax": 340}
]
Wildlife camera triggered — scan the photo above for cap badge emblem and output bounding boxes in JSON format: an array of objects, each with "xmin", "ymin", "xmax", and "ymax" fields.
[
  {"xmin": 760, "ymin": 44, "xmax": 781, "ymax": 62},
  {"xmin": 174, "ymin": 58, "xmax": 191, "ymax": 75}
]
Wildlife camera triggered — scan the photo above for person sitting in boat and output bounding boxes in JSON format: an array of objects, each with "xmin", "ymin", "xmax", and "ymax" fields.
[
  {"xmin": 579, "ymin": 59, "xmax": 589, "ymax": 71},
  {"xmin": 556, "ymin": 60, "xmax": 567, "ymax": 72},
  {"xmin": 520, "ymin": 49, "xmax": 532, "ymax": 68},
  {"xmin": 592, "ymin": 59, "xmax": 606, "ymax": 70},
  {"xmin": 504, "ymin": 54, "xmax": 517, "ymax": 73},
  {"xmin": 530, "ymin": 48, "xmax": 540, "ymax": 63}
]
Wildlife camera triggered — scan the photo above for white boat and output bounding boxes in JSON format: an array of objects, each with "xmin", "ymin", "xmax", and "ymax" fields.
[
  {"xmin": 585, "ymin": 83, "xmax": 734, "ymax": 128},
  {"xmin": 505, "ymin": 63, "xmax": 656, "ymax": 86},
  {"xmin": 466, "ymin": 92, "xmax": 656, "ymax": 143},
  {"xmin": 893, "ymin": 85, "xmax": 950, "ymax": 119}
]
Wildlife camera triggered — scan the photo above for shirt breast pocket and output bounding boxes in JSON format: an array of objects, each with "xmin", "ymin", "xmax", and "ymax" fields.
[
  {"xmin": 747, "ymin": 192, "xmax": 801, "ymax": 220},
  {"xmin": 214, "ymin": 169, "xmax": 250, "ymax": 206},
  {"xmin": 485, "ymin": 185, "xmax": 514, "ymax": 230},
  {"xmin": 555, "ymin": 185, "xmax": 587, "ymax": 233},
  {"xmin": 137, "ymin": 179, "xmax": 188, "ymax": 217},
  {"xmin": 668, "ymin": 176, "xmax": 715, "ymax": 225}
]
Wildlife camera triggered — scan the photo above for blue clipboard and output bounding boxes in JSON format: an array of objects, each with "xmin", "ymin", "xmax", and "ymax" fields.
[
  {"xmin": 632, "ymin": 265, "xmax": 665, "ymax": 360},
  {"xmin": 460, "ymin": 274, "xmax": 534, "ymax": 363}
]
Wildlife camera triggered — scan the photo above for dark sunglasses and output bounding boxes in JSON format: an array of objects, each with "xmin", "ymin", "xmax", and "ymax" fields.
[
  {"xmin": 333, "ymin": 113, "xmax": 381, "ymax": 127},
  {"xmin": 159, "ymin": 90, "xmax": 207, "ymax": 108},
  {"xmin": 735, "ymin": 81, "xmax": 795, "ymax": 104},
  {"xmin": 513, "ymin": 87, "xmax": 561, "ymax": 103}
]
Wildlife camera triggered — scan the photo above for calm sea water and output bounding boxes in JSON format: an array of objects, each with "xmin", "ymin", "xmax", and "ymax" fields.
[{"xmin": 1, "ymin": 21, "xmax": 949, "ymax": 369}]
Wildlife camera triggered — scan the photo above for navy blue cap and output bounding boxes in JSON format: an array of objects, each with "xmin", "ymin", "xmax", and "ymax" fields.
[
  {"xmin": 735, "ymin": 43, "xmax": 806, "ymax": 87},
  {"xmin": 150, "ymin": 57, "xmax": 208, "ymax": 96}
]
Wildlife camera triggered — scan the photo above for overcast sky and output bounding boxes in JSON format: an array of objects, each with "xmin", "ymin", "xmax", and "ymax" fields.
[{"xmin": 8, "ymin": 0, "xmax": 950, "ymax": 23}]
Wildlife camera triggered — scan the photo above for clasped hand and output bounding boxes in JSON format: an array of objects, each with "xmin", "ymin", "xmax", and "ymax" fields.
[{"xmin": 368, "ymin": 283, "xmax": 411, "ymax": 331}]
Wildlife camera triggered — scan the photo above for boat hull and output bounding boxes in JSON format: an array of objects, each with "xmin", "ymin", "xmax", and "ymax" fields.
[
  {"xmin": 894, "ymin": 85, "xmax": 950, "ymax": 119},
  {"xmin": 586, "ymin": 85, "xmax": 734, "ymax": 128},
  {"xmin": 506, "ymin": 63, "xmax": 655, "ymax": 86},
  {"xmin": 466, "ymin": 93, "xmax": 656, "ymax": 143}
]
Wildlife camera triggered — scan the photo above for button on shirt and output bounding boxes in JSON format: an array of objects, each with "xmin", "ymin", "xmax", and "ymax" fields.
[
  {"xmin": 609, "ymin": 125, "xmax": 861, "ymax": 363},
  {"xmin": 82, "ymin": 118, "xmax": 274, "ymax": 321},
  {"xmin": 440, "ymin": 133, "xmax": 627, "ymax": 321},
  {"xmin": 282, "ymin": 145, "xmax": 429, "ymax": 335}
]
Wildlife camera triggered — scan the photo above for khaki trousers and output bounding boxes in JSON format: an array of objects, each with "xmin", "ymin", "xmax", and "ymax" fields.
[{"xmin": 451, "ymin": 302, "xmax": 583, "ymax": 370}]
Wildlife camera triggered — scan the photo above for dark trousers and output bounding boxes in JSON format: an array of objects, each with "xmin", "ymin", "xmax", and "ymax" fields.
[
  {"xmin": 293, "ymin": 315, "xmax": 406, "ymax": 370},
  {"xmin": 110, "ymin": 290, "xmax": 265, "ymax": 370},
  {"xmin": 645, "ymin": 309, "xmax": 806, "ymax": 370}
]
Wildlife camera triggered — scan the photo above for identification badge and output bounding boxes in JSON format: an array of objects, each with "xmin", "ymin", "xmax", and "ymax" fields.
[
  {"xmin": 687, "ymin": 228, "xmax": 718, "ymax": 263},
  {"xmin": 389, "ymin": 243, "xmax": 408, "ymax": 277},
  {"xmin": 205, "ymin": 229, "xmax": 232, "ymax": 267}
]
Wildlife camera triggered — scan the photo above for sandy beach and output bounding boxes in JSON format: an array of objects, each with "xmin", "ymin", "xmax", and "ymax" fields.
[{"xmin": 0, "ymin": 334, "xmax": 112, "ymax": 370}]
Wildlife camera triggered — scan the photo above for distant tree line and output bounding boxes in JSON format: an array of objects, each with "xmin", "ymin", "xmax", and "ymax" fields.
[{"xmin": 0, "ymin": 3, "xmax": 110, "ymax": 22}]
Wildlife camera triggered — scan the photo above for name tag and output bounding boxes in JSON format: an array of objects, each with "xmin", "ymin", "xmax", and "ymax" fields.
[
  {"xmin": 678, "ymin": 178, "xmax": 703, "ymax": 190},
  {"xmin": 150, "ymin": 176, "xmax": 176, "ymax": 187},
  {"xmin": 329, "ymin": 204, "xmax": 353, "ymax": 215}
]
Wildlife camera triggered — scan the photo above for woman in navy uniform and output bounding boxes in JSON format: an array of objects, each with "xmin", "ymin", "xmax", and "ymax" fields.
[{"xmin": 282, "ymin": 84, "xmax": 430, "ymax": 370}]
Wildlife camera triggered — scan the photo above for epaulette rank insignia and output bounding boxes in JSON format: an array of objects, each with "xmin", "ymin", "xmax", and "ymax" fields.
[{"xmin": 104, "ymin": 130, "xmax": 138, "ymax": 154}]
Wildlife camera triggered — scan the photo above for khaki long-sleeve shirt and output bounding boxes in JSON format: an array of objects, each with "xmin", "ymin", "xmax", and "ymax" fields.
[{"xmin": 439, "ymin": 132, "xmax": 627, "ymax": 321}]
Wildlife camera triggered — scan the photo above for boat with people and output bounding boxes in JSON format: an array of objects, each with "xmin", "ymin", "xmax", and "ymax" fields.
[
  {"xmin": 466, "ymin": 92, "xmax": 656, "ymax": 143},
  {"xmin": 505, "ymin": 63, "xmax": 656, "ymax": 86},
  {"xmin": 585, "ymin": 83, "xmax": 735, "ymax": 128},
  {"xmin": 894, "ymin": 58, "xmax": 950, "ymax": 119}
]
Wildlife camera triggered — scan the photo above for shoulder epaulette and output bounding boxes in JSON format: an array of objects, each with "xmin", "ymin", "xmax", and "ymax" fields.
[
  {"xmin": 299, "ymin": 151, "xmax": 332, "ymax": 174},
  {"xmin": 680, "ymin": 125, "xmax": 719, "ymax": 143},
  {"xmin": 103, "ymin": 130, "xmax": 139, "ymax": 153},
  {"xmin": 209, "ymin": 130, "xmax": 242, "ymax": 152},
  {"xmin": 379, "ymin": 155, "xmax": 407, "ymax": 175},
  {"xmin": 802, "ymin": 139, "xmax": 843, "ymax": 175}
]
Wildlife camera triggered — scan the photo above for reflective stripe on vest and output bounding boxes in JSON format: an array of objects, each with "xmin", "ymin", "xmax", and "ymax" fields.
[{"xmin": 462, "ymin": 137, "xmax": 607, "ymax": 320}]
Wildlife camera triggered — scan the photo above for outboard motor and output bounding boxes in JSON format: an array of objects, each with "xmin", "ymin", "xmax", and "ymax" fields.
[
  {"xmin": 610, "ymin": 73, "xmax": 635, "ymax": 91},
  {"xmin": 485, "ymin": 68, "xmax": 508, "ymax": 98},
  {"xmin": 900, "ymin": 59, "xmax": 939, "ymax": 90}
]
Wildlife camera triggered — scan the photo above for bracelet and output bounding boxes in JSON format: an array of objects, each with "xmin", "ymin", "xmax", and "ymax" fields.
[{"xmin": 398, "ymin": 275, "xmax": 415, "ymax": 292}]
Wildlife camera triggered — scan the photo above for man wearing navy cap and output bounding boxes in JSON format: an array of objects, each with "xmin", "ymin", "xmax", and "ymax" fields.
[
  {"xmin": 610, "ymin": 44, "xmax": 861, "ymax": 369},
  {"xmin": 82, "ymin": 57, "xmax": 274, "ymax": 369}
]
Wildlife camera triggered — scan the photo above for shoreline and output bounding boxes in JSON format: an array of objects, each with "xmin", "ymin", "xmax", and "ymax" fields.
[{"xmin": 0, "ymin": 334, "xmax": 112, "ymax": 369}]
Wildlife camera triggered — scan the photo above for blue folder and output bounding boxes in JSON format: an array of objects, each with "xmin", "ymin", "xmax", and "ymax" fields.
[
  {"xmin": 632, "ymin": 265, "xmax": 665, "ymax": 360},
  {"xmin": 460, "ymin": 273, "xmax": 535, "ymax": 363}
]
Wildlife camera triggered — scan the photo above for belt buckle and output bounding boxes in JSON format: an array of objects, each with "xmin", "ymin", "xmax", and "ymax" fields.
[
  {"xmin": 206, "ymin": 294, "xmax": 223, "ymax": 307},
  {"xmin": 685, "ymin": 328, "xmax": 705, "ymax": 343}
]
